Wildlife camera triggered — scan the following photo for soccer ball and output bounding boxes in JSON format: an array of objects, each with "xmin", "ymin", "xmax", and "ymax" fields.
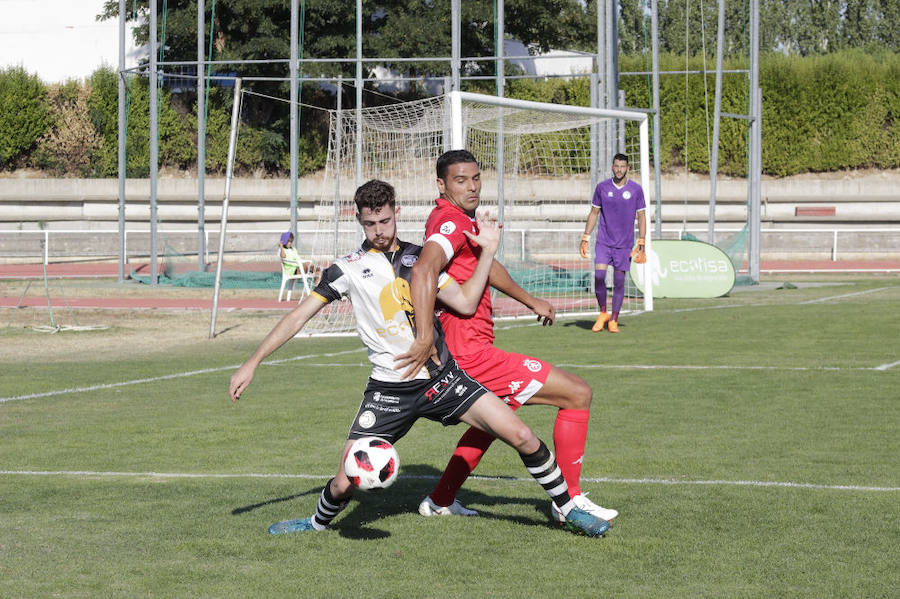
[{"xmin": 343, "ymin": 437, "xmax": 399, "ymax": 491}]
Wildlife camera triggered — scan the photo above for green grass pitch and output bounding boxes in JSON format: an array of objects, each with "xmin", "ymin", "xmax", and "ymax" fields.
[{"xmin": 1, "ymin": 280, "xmax": 898, "ymax": 598}]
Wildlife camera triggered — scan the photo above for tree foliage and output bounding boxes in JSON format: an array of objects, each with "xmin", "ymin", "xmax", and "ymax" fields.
[{"xmin": 0, "ymin": 67, "xmax": 52, "ymax": 168}]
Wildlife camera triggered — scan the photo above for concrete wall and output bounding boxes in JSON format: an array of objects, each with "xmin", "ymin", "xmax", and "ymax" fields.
[{"xmin": 1, "ymin": 174, "xmax": 897, "ymax": 231}]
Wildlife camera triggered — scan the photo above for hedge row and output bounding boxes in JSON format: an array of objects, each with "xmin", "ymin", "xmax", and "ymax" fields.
[{"xmin": 1, "ymin": 49, "xmax": 897, "ymax": 178}]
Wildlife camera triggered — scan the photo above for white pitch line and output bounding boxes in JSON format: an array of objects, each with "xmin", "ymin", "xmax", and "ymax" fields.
[
  {"xmin": 557, "ymin": 363, "xmax": 891, "ymax": 372},
  {"xmin": 798, "ymin": 286, "xmax": 891, "ymax": 304},
  {"xmin": 874, "ymin": 360, "xmax": 900, "ymax": 371},
  {"xmin": 1, "ymin": 469, "xmax": 896, "ymax": 493},
  {"xmin": 0, "ymin": 347, "xmax": 366, "ymax": 404}
]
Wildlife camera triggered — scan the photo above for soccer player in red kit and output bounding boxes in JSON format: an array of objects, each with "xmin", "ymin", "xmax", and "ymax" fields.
[{"xmin": 396, "ymin": 150, "xmax": 618, "ymax": 524}]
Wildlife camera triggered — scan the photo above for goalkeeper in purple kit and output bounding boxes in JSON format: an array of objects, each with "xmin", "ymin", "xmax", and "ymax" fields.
[{"xmin": 579, "ymin": 153, "xmax": 646, "ymax": 333}]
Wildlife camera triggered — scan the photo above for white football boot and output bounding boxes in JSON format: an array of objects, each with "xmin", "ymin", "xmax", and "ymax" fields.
[
  {"xmin": 418, "ymin": 496, "xmax": 479, "ymax": 517},
  {"xmin": 551, "ymin": 493, "xmax": 618, "ymax": 524}
]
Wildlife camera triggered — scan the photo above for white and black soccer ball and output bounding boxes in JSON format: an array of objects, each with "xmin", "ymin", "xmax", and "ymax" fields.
[{"xmin": 343, "ymin": 437, "xmax": 399, "ymax": 491}]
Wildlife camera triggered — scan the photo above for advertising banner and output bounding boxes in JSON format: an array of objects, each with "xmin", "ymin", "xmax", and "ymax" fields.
[{"xmin": 631, "ymin": 240, "xmax": 735, "ymax": 298}]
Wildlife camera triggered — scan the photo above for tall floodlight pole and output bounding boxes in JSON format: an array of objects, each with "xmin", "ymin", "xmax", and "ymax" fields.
[
  {"xmin": 596, "ymin": 0, "xmax": 607, "ymax": 174},
  {"xmin": 651, "ymin": 0, "xmax": 662, "ymax": 239},
  {"xmin": 117, "ymin": 0, "xmax": 126, "ymax": 282},
  {"xmin": 708, "ymin": 0, "xmax": 726, "ymax": 245},
  {"xmin": 451, "ymin": 0, "xmax": 460, "ymax": 91},
  {"xmin": 197, "ymin": 0, "xmax": 207, "ymax": 269},
  {"xmin": 149, "ymin": 0, "xmax": 159, "ymax": 285},
  {"xmin": 355, "ymin": 0, "xmax": 363, "ymax": 187},
  {"xmin": 210, "ymin": 78, "xmax": 242, "ymax": 339},
  {"xmin": 748, "ymin": 0, "xmax": 761, "ymax": 282},
  {"xmin": 290, "ymin": 0, "xmax": 299, "ymax": 237},
  {"xmin": 605, "ymin": 0, "xmax": 617, "ymax": 158}
]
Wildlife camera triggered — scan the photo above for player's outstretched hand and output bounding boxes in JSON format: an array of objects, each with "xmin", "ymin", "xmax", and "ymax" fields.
[
  {"xmin": 463, "ymin": 211, "xmax": 501, "ymax": 257},
  {"xmin": 630, "ymin": 238, "xmax": 647, "ymax": 264},
  {"xmin": 531, "ymin": 297, "xmax": 556, "ymax": 326},
  {"xmin": 394, "ymin": 337, "xmax": 441, "ymax": 380},
  {"xmin": 579, "ymin": 234, "xmax": 590, "ymax": 259},
  {"xmin": 229, "ymin": 363, "xmax": 256, "ymax": 402}
]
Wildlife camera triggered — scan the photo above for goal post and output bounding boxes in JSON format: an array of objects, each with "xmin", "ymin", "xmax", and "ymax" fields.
[
  {"xmin": 449, "ymin": 91, "xmax": 654, "ymax": 311},
  {"xmin": 256, "ymin": 90, "xmax": 654, "ymax": 335}
]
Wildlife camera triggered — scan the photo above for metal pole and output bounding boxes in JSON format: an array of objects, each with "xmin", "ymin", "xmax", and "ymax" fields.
[
  {"xmin": 197, "ymin": 0, "xmax": 207, "ymax": 270},
  {"xmin": 290, "ymin": 0, "xmax": 299, "ymax": 237},
  {"xmin": 590, "ymin": 71, "xmax": 599, "ymax": 191},
  {"xmin": 210, "ymin": 78, "xmax": 242, "ymax": 339},
  {"xmin": 748, "ymin": 0, "xmax": 761, "ymax": 282},
  {"xmin": 596, "ymin": 0, "xmax": 607, "ymax": 173},
  {"xmin": 355, "ymin": 0, "xmax": 363, "ymax": 187},
  {"xmin": 708, "ymin": 0, "xmax": 725, "ymax": 245},
  {"xmin": 651, "ymin": 0, "xmax": 662, "ymax": 239},
  {"xmin": 451, "ymin": 0, "xmax": 460, "ymax": 91},
  {"xmin": 618, "ymin": 89, "xmax": 625, "ymax": 152},
  {"xmin": 117, "ymin": 0, "xmax": 126, "ymax": 282},
  {"xmin": 496, "ymin": 0, "xmax": 505, "ymax": 256},
  {"xmin": 605, "ymin": 0, "xmax": 617, "ymax": 159},
  {"xmin": 149, "ymin": 0, "xmax": 159, "ymax": 285},
  {"xmin": 334, "ymin": 76, "xmax": 342, "ymax": 259}
]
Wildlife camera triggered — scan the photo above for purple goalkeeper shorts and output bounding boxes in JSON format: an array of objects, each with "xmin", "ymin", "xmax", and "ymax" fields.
[{"xmin": 594, "ymin": 243, "xmax": 632, "ymax": 271}]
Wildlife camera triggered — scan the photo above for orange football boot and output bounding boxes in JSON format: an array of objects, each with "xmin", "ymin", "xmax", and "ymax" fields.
[
  {"xmin": 592, "ymin": 312, "xmax": 610, "ymax": 332},
  {"xmin": 607, "ymin": 320, "xmax": 620, "ymax": 333}
]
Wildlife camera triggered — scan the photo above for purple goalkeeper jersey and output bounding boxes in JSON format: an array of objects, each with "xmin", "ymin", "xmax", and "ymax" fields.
[{"xmin": 591, "ymin": 178, "xmax": 646, "ymax": 248}]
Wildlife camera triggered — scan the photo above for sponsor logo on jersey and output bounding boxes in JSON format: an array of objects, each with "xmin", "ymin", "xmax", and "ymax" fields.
[
  {"xmin": 358, "ymin": 410, "xmax": 376, "ymax": 428},
  {"xmin": 607, "ymin": 191, "xmax": 614, "ymax": 197},
  {"xmin": 362, "ymin": 267, "xmax": 373, "ymax": 278},
  {"xmin": 346, "ymin": 250, "xmax": 364, "ymax": 262},
  {"xmin": 508, "ymin": 380, "xmax": 523, "ymax": 394},
  {"xmin": 455, "ymin": 384, "xmax": 466, "ymax": 396},
  {"xmin": 440, "ymin": 221, "xmax": 456, "ymax": 235},
  {"xmin": 623, "ymin": 190, "xmax": 632, "ymax": 200},
  {"xmin": 523, "ymin": 359, "xmax": 542, "ymax": 373},
  {"xmin": 401, "ymin": 254, "xmax": 417, "ymax": 267},
  {"xmin": 372, "ymin": 392, "xmax": 399, "ymax": 404}
]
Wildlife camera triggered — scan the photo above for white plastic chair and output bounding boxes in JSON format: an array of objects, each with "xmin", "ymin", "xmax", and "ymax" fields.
[{"xmin": 278, "ymin": 252, "xmax": 317, "ymax": 302}]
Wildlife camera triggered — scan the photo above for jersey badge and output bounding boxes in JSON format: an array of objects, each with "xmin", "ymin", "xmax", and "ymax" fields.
[
  {"xmin": 623, "ymin": 190, "xmax": 632, "ymax": 199},
  {"xmin": 523, "ymin": 359, "xmax": 542, "ymax": 373},
  {"xmin": 607, "ymin": 191, "xmax": 613, "ymax": 197},
  {"xmin": 346, "ymin": 250, "xmax": 364, "ymax": 262},
  {"xmin": 401, "ymin": 254, "xmax": 417, "ymax": 267},
  {"xmin": 440, "ymin": 221, "xmax": 456, "ymax": 235}
]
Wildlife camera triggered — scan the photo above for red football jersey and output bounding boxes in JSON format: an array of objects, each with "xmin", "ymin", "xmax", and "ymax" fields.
[{"xmin": 423, "ymin": 198, "xmax": 494, "ymax": 356}]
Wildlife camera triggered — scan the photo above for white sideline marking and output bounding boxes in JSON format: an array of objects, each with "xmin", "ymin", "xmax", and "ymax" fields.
[
  {"xmin": 1, "ymin": 469, "xmax": 896, "ymax": 493},
  {"xmin": 0, "ymin": 348, "xmax": 366, "ymax": 404},
  {"xmin": 557, "ymin": 363, "xmax": 893, "ymax": 372},
  {"xmin": 798, "ymin": 287, "xmax": 891, "ymax": 304},
  {"xmin": 671, "ymin": 286, "xmax": 894, "ymax": 314}
]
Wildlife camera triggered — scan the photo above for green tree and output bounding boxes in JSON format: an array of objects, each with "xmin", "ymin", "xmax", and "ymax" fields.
[{"xmin": 0, "ymin": 67, "xmax": 52, "ymax": 168}]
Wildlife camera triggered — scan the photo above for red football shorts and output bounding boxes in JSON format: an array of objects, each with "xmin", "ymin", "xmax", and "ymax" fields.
[{"xmin": 454, "ymin": 346, "xmax": 552, "ymax": 409}]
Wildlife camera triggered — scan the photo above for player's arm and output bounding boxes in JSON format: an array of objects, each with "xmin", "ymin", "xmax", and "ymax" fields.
[
  {"xmin": 489, "ymin": 260, "xmax": 555, "ymax": 326},
  {"xmin": 394, "ymin": 241, "xmax": 447, "ymax": 379},
  {"xmin": 580, "ymin": 206, "xmax": 601, "ymax": 259},
  {"xmin": 229, "ymin": 295, "xmax": 326, "ymax": 402},
  {"xmin": 435, "ymin": 212, "xmax": 500, "ymax": 315}
]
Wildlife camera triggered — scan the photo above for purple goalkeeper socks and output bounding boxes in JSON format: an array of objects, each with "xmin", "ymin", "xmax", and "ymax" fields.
[
  {"xmin": 594, "ymin": 269, "xmax": 608, "ymax": 311},
  {"xmin": 611, "ymin": 269, "xmax": 626, "ymax": 315}
]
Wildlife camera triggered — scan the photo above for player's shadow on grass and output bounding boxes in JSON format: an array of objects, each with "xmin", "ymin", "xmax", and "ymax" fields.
[
  {"xmin": 565, "ymin": 320, "xmax": 596, "ymax": 331},
  {"xmin": 230, "ymin": 464, "xmax": 556, "ymax": 540}
]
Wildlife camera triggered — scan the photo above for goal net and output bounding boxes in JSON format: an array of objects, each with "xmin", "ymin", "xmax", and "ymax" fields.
[{"xmin": 301, "ymin": 91, "xmax": 653, "ymax": 335}]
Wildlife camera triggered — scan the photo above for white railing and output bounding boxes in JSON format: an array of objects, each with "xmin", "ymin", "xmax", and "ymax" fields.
[{"xmin": 1, "ymin": 227, "xmax": 899, "ymax": 266}]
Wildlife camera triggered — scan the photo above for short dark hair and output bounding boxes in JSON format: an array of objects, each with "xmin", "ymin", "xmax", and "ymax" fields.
[
  {"xmin": 354, "ymin": 179, "xmax": 396, "ymax": 213},
  {"xmin": 436, "ymin": 149, "xmax": 478, "ymax": 180},
  {"xmin": 613, "ymin": 153, "xmax": 629, "ymax": 163}
]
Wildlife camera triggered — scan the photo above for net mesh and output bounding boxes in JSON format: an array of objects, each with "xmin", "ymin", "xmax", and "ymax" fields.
[{"xmin": 302, "ymin": 94, "xmax": 646, "ymax": 334}]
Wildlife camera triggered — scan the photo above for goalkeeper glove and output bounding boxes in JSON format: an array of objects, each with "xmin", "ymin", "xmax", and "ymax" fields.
[
  {"xmin": 579, "ymin": 234, "xmax": 590, "ymax": 259},
  {"xmin": 631, "ymin": 238, "xmax": 647, "ymax": 264}
]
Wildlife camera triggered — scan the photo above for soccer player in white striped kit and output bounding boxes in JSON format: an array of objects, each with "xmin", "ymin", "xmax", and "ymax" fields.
[{"xmin": 229, "ymin": 179, "xmax": 610, "ymax": 537}]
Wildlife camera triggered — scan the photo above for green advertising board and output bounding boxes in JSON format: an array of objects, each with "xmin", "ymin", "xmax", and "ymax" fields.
[{"xmin": 630, "ymin": 240, "xmax": 735, "ymax": 298}]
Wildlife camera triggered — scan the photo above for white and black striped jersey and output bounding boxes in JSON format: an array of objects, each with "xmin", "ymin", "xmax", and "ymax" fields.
[{"xmin": 311, "ymin": 240, "xmax": 453, "ymax": 383}]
